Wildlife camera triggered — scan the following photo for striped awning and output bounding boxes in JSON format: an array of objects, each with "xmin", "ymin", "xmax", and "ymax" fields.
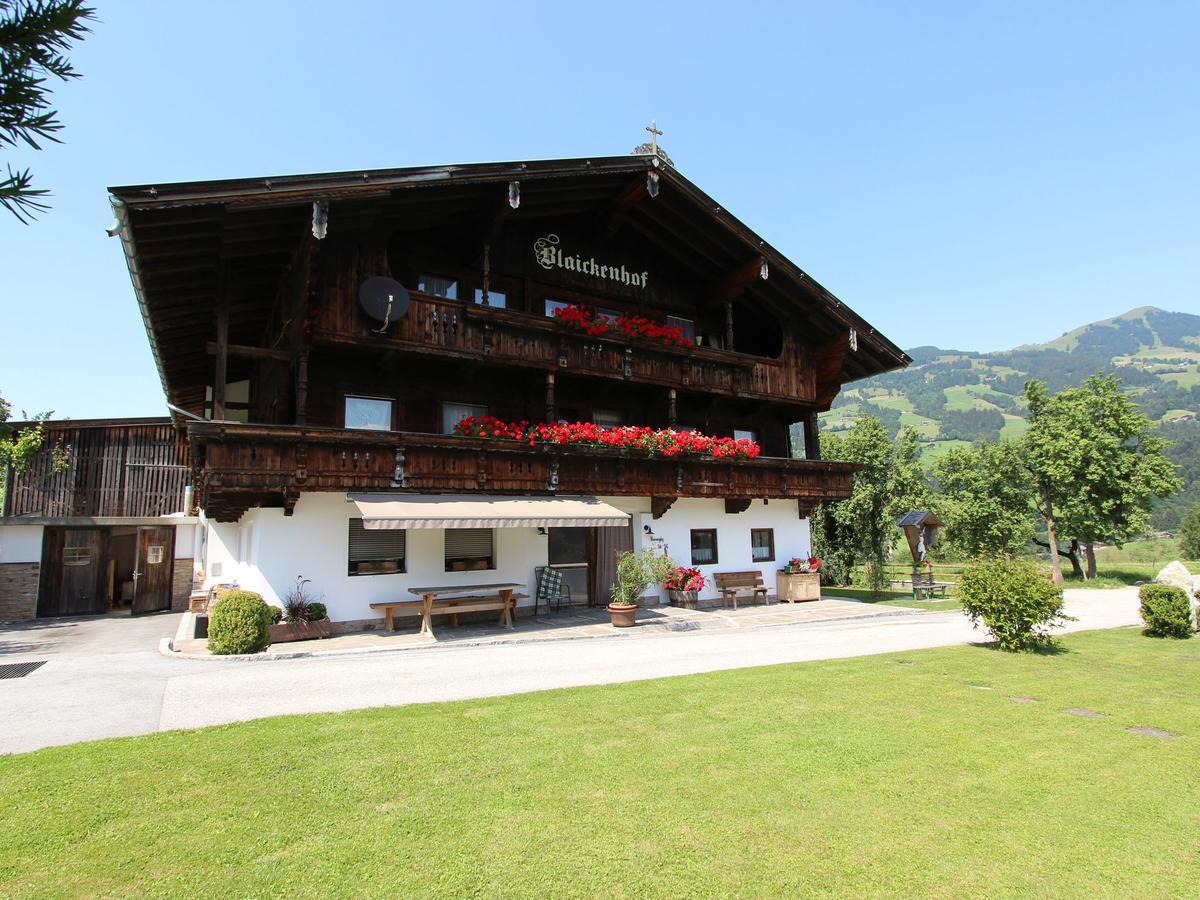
[{"xmin": 347, "ymin": 494, "xmax": 631, "ymax": 530}]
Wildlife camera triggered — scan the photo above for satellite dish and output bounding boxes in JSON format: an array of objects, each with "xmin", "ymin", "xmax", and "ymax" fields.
[{"xmin": 358, "ymin": 276, "xmax": 410, "ymax": 328}]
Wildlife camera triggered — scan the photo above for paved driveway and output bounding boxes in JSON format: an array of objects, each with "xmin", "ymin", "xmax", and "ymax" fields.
[{"xmin": 0, "ymin": 589, "xmax": 1143, "ymax": 755}]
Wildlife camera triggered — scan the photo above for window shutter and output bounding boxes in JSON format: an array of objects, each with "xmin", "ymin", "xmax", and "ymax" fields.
[
  {"xmin": 445, "ymin": 528, "xmax": 493, "ymax": 559},
  {"xmin": 348, "ymin": 519, "xmax": 406, "ymax": 562}
]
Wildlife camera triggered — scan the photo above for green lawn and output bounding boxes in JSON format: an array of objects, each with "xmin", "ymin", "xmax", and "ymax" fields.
[
  {"xmin": 3, "ymin": 630, "xmax": 1198, "ymax": 897},
  {"xmin": 824, "ymin": 586, "xmax": 961, "ymax": 611}
]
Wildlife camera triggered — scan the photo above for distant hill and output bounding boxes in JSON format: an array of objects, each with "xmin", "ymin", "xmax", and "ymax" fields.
[{"xmin": 821, "ymin": 307, "xmax": 1200, "ymax": 529}]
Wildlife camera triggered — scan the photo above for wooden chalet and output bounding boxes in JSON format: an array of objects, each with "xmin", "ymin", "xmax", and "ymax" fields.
[{"xmin": 0, "ymin": 152, "xmax": 907, "ymax": 626}]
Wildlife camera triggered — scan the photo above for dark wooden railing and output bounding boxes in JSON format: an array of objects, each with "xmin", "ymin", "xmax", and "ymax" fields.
[
  {"xmin": 189, "ymin": 421, "xmax": 854, "ymax": 522},
  {"xmin": 313, "ymin": 293, "xmax": 817, "ymax": 404},
  {"xmin": 4, "ymin": 421, "xmax": 190, "ymax": 518}
]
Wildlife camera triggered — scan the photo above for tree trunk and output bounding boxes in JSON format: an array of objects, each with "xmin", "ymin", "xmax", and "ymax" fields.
[
  {"xmin": 1042, "ymin": 490, "xmax": 1063, "ymax": 584},
  {"xmin": 1085, "ymin": 543, "xmax": 1097, "ymax": 580},
  {"xmin": 1063, "ymin": 539, "xmax": 1084, "ymax": 580}
]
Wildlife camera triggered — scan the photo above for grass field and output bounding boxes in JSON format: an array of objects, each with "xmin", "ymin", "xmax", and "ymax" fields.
[
  {"xmin": 2, "ymin": 630, "xmax": 1198, "ymax": 897},
  {"xmin": 824, "ymin": 586, "xmax": 961, "ymax": 611}
]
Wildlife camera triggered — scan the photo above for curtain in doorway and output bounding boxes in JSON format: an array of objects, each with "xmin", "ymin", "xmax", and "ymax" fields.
[{"xmin": 588, "ymin": 524, "xmax": 633, "ymax": 607}]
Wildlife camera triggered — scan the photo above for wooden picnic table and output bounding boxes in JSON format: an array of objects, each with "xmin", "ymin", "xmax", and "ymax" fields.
[{"xmin": 402, "ymin": 582, "xmax": 525, "ymax": 638}]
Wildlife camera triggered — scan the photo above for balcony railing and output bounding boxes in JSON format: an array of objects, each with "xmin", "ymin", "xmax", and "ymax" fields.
[
  {"xmin": 188, "ymin": 421, "xmax": 854, "ymax": 522},
  {"xmin": 313, "ymin": 293, "xmax": 817, "ymax": 405}
]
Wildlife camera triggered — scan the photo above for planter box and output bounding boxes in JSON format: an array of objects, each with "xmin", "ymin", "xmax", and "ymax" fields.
[
  {"xmin": 269, "ymin": 617, "xmax": 332, "ymax": 643},
  {"xmin": 776, "ymin": 572, "xmax": 820, "ymax": 603},
  {"xmin": 667, "ymin": 589, "xmax": 699, "ymax": 609}
]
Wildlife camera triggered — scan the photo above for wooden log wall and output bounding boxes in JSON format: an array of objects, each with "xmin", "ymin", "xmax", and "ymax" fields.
[{"xmin": 6, "ymin": 422, "xmax": 190, "ymax": 518}]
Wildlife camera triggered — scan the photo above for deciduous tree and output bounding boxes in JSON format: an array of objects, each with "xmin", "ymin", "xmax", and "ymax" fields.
[
  {"xmin": 813, "ymin": 417, "xmax": 929, "ymax": 592},
  {"xmin": 932, "ymin": 439, "xmax": 1033, "ymax": 558},
  {"xmin": 1024, "ymin": 376, "xmax": 1181, "ymax": 582}
]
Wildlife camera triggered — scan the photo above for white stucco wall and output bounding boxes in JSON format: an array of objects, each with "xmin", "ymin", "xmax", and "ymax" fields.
[
  {"xmin": 0, "ymin": 525, "xmax": 44, "ymax": 563},
  {"xmin": 221, "ymin": 493, "xmax": 552, "ymax": 623},
  {"xmin": 172, "ymin": 523, "xmax": 196, "ymax": 560},
  {"xmin": 599, "ymin": 496, "xmax": 811, "ymax": 603},
  {"xmin": 199, "ymin": 493, "xmax": 811, "ymax": 624}
]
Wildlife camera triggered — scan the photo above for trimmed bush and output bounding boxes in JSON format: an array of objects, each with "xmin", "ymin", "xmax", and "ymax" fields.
[
  {"xmin": 267, "ymin": 605, "xmax": 283, "ymax": 625},
  {"xmin": 207, "ymin": 590, "xmax": 271, "ymax": 655},
  {"xmin": 959, "ymin": 557, "xmax": 1067, "ymax": 651},
  {"xmin": 306, "ymin": 602, "xmax": 327, "ymax": 622},
  {"xmin": 1139, "ymin": 584, "xmax": 1193, "ymax": 639}
]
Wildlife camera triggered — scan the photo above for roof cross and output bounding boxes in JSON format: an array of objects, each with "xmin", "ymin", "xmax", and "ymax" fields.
[{"xmin": 645, "ymin": 119, "xmax": 663, "ymax": 156}]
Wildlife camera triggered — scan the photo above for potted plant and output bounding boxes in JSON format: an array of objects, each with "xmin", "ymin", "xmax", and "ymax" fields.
[
  {"xmin": 609, "ymin": 547, "xmax": 674, "ymax": 627},
  {"xmin": 664, "ymin": 564, "xmax": 706, "ymax": 609},
  {"xmin": 777, "ymin": 556, "xmax": 823, "ymax": 603},
  {"xmin": 268, "ymin": 576, "xmax": 333, "ymax": 642}
]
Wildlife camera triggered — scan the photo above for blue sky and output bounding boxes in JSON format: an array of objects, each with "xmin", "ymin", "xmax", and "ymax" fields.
[{"xmin": 2, "ymin": 1, "xmax": 1197, "ymax": 419}]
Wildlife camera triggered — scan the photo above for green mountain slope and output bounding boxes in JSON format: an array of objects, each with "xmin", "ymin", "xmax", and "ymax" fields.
[{"xmin": 821, "ymin": 306, "xmax": 1200, "ymax": 528}]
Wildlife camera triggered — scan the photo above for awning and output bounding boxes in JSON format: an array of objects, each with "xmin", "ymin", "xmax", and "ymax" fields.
[{"xmin": 347, "ymin": 494, "xmax": 631, "ymax": 530}]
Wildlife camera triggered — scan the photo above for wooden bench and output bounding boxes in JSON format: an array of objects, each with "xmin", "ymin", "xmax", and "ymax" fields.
[
  {"xmin": 713, "ymin": 571, "xmax": 769, "ymax": 610},
  {"xmin": 890, "ymin": 570, "xmax": 953, "ymax": 600},
  {"xmin": 370, "ymin": 593, "xmax": 528, "ymax": 633}
]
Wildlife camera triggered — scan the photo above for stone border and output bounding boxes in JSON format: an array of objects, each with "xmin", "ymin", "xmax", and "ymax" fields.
[{"xmin": 160, "ymin": 603, "xmax": 929, "ymax": 664}]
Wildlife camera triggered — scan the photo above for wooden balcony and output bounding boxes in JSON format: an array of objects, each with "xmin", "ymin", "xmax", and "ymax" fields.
[
  {"xmin": 312, "ymin": 293, "xmax": 826, "ymax": 406},
  {"xmin": 188, "ymin": 421, "xmax": 855, "ymax": 522}
]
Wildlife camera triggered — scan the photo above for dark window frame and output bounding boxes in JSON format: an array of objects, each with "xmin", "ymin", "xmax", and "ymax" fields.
[
  {"xmin": 444, "ymin": 528, "xmax": 496, "ymax": 572},
  {"xmin": 690, "ymin": 528, "xmax": 719, "ymax": 566},
  {"xmin": 750, "ymin": 528, "xmax": 775, "ymax": 563}
]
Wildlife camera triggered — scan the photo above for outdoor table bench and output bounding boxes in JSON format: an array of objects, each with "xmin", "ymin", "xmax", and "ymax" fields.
[{"xmin": 370, "ymin": 582, "xmax": 527, "ymax": 638}]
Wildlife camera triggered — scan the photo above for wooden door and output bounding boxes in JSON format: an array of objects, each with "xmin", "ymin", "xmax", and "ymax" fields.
[
  {"xmin": 132, "ymin": 525, "xmax": 175, "ymax": 615},
  {"xmin": 37, "ymin": 527, "xmax": 109, "ymax": 617},
  {"xmin": 588, "ymin": 524, "xmax": 634, "ymax": 608}
]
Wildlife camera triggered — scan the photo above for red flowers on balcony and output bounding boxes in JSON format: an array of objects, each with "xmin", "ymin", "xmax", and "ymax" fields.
[
  {"xmin": 552, "ymin": 304, "xmax": 693, "ymax": 350},
  {"xmin": 453, "ymin": 417, "xmax": 761, "ymax": 460}
]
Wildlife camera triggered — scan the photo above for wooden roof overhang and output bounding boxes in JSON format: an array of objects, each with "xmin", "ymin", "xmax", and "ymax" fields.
[{"xmin": 108, "ymin": 155, "xmax": 910, "ymax": 417}]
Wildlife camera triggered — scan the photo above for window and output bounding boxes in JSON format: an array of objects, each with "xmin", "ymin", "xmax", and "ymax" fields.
[
  {"xmin": 63, "ymin": 547, "xmax": 92, "ymax": 567},
  {"xmin": 557, "ymin": 407, "xmax": 579, "ymax": 425},
  {"xmin": 418, "ymin": 275, "xmax": 458, "ymax": 299},
  {"xmin": 733, "ymin": 428, "xmax": 757, "ymax": 443},
  {"xmin": 445, "ymin": 528, "xmax": 495, "ymax": 571},
  {"xmin": 548, "ymin": 527, "xmax": 588, "ymax": 565},
  {"xmin": 667, "ymin": 316, "xmax": 695, "ymax": 342},
  {"xmin": 690, "ymin": 529, "xmax": 718, "ymax": 565},
  {"xmin": 751, "ymin": 528, "xmax": 775, "ymax": 563},
  {"xmin": 442, "ymin": 402, "xmax": 488, "ymax": 434},
  {"xmin": 345, "ymin": 396, "xmax": 393, "ymax": 431},
  {"xmin": 596, "ymin": 308, "xmax": 621, "ymax": 325},
  {"xmin": 592, "ymin": 408, "xmax": 623, "ymax": 428},
  {"xmin": 545, "ymin": 298, "xmax": 571, "ymax": 318},
  {"xmin": 348, "ymin": 519, "xmax": 406, "ymax": 576},
  {"xmin": 473, "ymin": 288, "xmax": 507, "ymax": 308}
]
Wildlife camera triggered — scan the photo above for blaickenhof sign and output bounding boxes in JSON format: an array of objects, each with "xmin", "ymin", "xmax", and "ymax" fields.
[{"xmin": 534, "ymin": 234, "xmax": 649, "ymax": 289}]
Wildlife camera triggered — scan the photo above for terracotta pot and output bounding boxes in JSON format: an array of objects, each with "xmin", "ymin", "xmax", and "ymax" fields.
[
  {"xmin": 607, "ymin": 603, "xmax": 638, "ymax": 627},
  {"xmin": 668, "ymin": 589, "xmax": 699, "ymax": 609},
  {"xmin": 269, "ymin": 617, "xmax": 332, "ymax": 643}
]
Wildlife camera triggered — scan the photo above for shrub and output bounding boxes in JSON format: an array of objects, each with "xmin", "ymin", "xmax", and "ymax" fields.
[
  {"xmin": 207, "ymin": 590, "xmax": 271, "ymax": 655},
  {"xmin": 267, "ymin": 605, "xmax": 283, "ymax": 625},
  {"xmin": 283, "ymin": 575, "xmax": 325, "ymax": 623},
  {"xmin": 1139, "ymin": 584, "xmax": 1193, "ymax": 638},
  {"xmin": 959, "ymin": 557, "xmax": 1068, "ymax": 651},
  {"xmin": 306, "ymin": 601, "xmax": 328, "ymax": 622}
]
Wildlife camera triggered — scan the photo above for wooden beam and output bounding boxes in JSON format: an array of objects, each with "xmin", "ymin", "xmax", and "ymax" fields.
[
  {"xmin": 707, "ymin": 256, "xmax": 768, "ymax": 307},
  {"xmin": 803, "ymin": 412, "xmax": 821, "ymax": 460},
  {"xmin": 724, "ymin": 498, "xmax": 752, "ymax": 514},
  {"xmin": 212, "ymin": 289, "xmax": 229, "ymax": 421},
  {"xmin": 599, "ymin": 174, "xmax": 650, "ymax": 238},
  {"xmin": 651, "ymin": 496, "xmax": 677, "ymax": 519},
  {"xmin": 205, "ymin": 341, "xmax": 291, "ymax": 362}
]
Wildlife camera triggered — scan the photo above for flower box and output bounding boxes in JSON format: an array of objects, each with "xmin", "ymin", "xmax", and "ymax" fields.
[
  {"xmin": 269, "ymin": 617, "xmax": 332, "ymax": 643},
  {"xmin": 667, "ymin": 589, "xmax": 699, "ymax": 609},
  {"xmin": 776, "ymin": 572, "xmax": 820, "ymax": 603}
]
